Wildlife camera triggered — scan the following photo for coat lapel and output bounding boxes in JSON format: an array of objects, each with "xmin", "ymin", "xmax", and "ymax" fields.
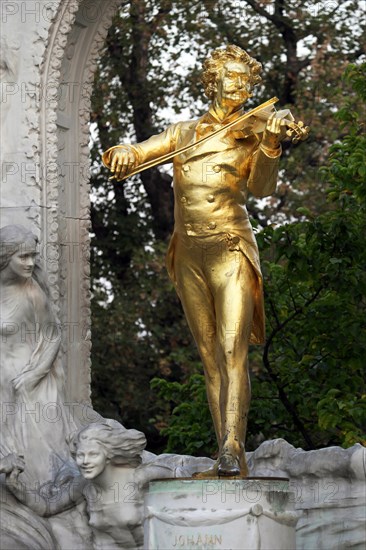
[{"xmin": 176, "ymin": 109, "xmax": 254, "ymax": 163}]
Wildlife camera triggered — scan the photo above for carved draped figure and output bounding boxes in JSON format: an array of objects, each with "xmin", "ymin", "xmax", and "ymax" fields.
[{"xmin": 0, "ymin": 267, "xmax": 74, "ymax": 485}]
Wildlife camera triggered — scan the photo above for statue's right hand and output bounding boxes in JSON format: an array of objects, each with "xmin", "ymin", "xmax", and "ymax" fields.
[
  {"xmin": 12, "ymin": 367, "xmax": 42, "ymax": 393},
  {"xmin": 110, "ymin": 147, "xmax": 137, "ymax": 181},
  {"xmin": 0, "ymin": 453, "xmax": 25, "ymax": 475}
]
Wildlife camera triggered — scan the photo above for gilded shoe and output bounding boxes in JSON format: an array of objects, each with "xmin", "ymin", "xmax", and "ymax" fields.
[
  {"xmin": 217, "ymin": 453, "xmax": 240, "ymax": 476},
  {"xmin": 192, "ymin": 463, "xmax": 218, "ymax": 479}
]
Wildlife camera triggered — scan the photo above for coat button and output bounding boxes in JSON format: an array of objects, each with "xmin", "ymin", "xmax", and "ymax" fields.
[
  {"xmin": 213, "ymin": 165, "xmax": 221, "ymax": 173},
  {"xmin": 185, "ymin": 223, "xmax": 192, "ymax": 230},
  {"xmin": 232, "ymin": 236, "xmax": 240, "ymax": 244},
  {"xmin": 181, "ymin": 197, "xmax": 187, "ymax": 204},
  {"xmin": 207, "ymin": 222, "xmax": 216, "ymax": 230},
  {"xmin": 182, "ymin": 165, "xmax": 190, "ymax": 172},
  {"xmin": 207, "ymin": 194, "xmax": 215, "ymax": 203}
]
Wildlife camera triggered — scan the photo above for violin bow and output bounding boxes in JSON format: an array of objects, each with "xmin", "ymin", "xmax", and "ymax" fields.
[{"xmin": 109, "ymin": 96, "xmax": 279, "ymax": 181}]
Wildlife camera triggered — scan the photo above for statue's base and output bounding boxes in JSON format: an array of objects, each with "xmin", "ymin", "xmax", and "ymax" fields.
[{"xmin": 144, "ymin": 478, "xmax": 298, "ymax": 549}]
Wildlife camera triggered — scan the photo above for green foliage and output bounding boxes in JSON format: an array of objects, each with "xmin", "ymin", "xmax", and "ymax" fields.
[
  {"xmin": 325, "ymin": 64, "xmax": 366, "ymax": 205},
  {"xmin": 256, "ymin": 64, "xmax": 366, "ymax": 449},
  {"xmin": 150, "ymin": 375, "xmax": 215, "ymax": 456}
]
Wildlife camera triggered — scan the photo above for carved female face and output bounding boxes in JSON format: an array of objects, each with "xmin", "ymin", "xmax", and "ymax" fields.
[
  {"xmin": 75, "ymin": 440, "xmax": 109, "ymax": 479},
  {"xmin": 6, "ymin": 240, "xmax": 37, "ymax": 280},
  {"xmin": 216, "ymin": 60, "xmax": 251, "ymax": 108}
]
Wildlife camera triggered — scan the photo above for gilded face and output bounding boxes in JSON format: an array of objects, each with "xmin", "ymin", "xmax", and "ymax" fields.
[
  {"xmin": 76, "ymin": 441, "xmax": 108, "ymax": 479},
  {"xmin": 215, "ymin": 60, "xmax": 251, "ymax": 108},
  {"xmin": 7, "ymin": 241, "xmax": 37, "ymax": 280}
]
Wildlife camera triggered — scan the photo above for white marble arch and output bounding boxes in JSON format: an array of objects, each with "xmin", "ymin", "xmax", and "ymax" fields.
[
  {"xmin": 0, "ymin": 0, "xmax": 124, "ymax": 403},
  {"xmin": 39, "ymin": 0, "xmax": 124, "ymax": 403}
]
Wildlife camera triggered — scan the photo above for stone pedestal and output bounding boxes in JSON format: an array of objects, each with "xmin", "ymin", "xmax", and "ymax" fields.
[{"xmin": 144, "ymin": 478, "xmax": 298, "ymax": 550}]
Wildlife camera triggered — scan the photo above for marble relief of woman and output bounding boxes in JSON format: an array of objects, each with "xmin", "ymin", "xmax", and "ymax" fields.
[
  {"xmin": 68, "ymin": 421, "xmax": 212, "ymax": 548},
  {"xmin": 0, "ymin": 225, "xmax": 74, "ymax": 484},
  {"xmin": 7, "ymin": 418, "xmax": 213, "ymax": 549}
]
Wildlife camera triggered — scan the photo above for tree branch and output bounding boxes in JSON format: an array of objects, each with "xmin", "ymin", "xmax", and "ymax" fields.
[
  {"xmin": 243, "ymin": 0, "xmax": 306, "ymax": 103},
  {"xmin": 262, "ymin": 286, "xmax": 324, "ymax": 449},
  {"xmin": 244, "ymin": 0, "xmax": 291, "ymax": 30},
  {"xmin": 106, "ymin": 0, "xmax": 174, "ymax": 240},
  {"xmin": 150, "ymin": 0, "xmax": 173, "ymax": 34}
]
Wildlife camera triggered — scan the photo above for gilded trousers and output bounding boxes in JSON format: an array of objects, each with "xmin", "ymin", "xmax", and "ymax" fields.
[{"xmin": 169, "ymin": 232, "xmax": 256, "ymax": 448}]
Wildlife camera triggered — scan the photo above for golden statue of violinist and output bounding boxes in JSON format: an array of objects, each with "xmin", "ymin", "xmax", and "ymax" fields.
[{"xmin": 102, "ymin": 45, "xmax": 309, "ymax": 477}]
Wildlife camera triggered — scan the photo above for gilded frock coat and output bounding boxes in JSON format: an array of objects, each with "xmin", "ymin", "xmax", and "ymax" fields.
[{"xmin": 102, "ymin": 108, "xmax": 281, "ymax": 345}]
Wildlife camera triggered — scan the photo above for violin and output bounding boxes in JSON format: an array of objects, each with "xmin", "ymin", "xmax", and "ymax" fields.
[
  {"xmin": 242, "ymin": 100, "xmax": 310, "ymax": 144},
  {"xmin": 107, "ymin": 97, "xmax": 309, "ymax": 181}
]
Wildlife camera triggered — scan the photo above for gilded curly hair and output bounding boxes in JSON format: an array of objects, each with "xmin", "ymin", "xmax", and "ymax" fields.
[{"xmin": 201, "ymin": 45, "xmax": 262, "ymax": 100}]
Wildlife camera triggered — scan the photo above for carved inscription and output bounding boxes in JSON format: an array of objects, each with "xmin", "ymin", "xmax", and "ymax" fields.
[{"xmin": 172, "ymin": 533, "xmax": 223, "ymax": 548}]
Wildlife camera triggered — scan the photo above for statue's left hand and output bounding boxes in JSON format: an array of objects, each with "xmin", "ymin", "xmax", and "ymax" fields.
[
  {"xmin": 262, "ymin": 111, "xmax": 310, "ymax": 146},
  {"xmin": 261, "ymin": 112, "xmax": 285, "ymax": 150}
]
